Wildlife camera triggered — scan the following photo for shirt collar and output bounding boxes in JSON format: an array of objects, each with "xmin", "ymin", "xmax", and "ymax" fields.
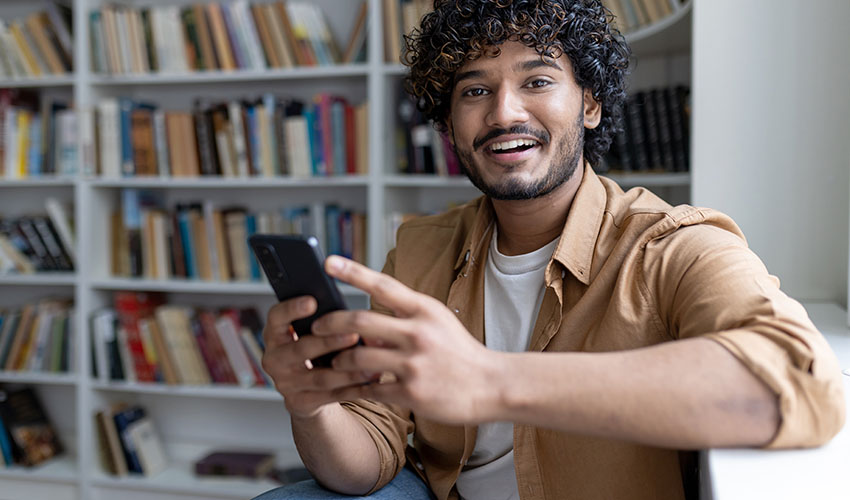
[
  {"xmin": 552, "ymin": 163, "xmax": 606, "ymax": 285},
  {"xmin": 453, "ymin": 163, "xmax": 605, "ymax": 285}
]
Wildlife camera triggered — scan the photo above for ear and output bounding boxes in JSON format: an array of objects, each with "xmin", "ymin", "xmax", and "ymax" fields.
[
  {"xmin": 444, "ymin": 115, "xmax": 455, "ymax": 146},
  {"xmin": 583, "ymin": 89, "xmax": 602, "ymax": 129}
]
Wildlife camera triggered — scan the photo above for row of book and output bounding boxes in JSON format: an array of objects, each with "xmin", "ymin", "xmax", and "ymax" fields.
[
  {"xmin": 605, "ymin": 86, "xmax": 690, "ymax": 173},
  {"xmin": 603, "ymin": 0, "xmax": 682, "ymax": 34},
  {"xmin": 113, "ymin": 189, "xmax": 366, "ymax": 282},
  {"xmin": 0, "ymin": 300, "xmax": 74, "ymax": 375},
  {"xmin": 0, "ymin": 386, "xmax": 63, "ymax": 468},
  {"xmin": 95, "ymin": 402, "xmax": 166, "ymax": 477},
  {"xmin": 395, "ymin": 92, "xmax": 462, "ymax": 176},
  {"xmin": 91, "ymin": 292, "xmax": 269, "ymax": 388},
  {"xmin": 97, "ymin": 94, "xmax": 368, "ymax": 179},
  {"xmin": 382, "ymin": 0, "xmax": 431, "ymax": 63},
  {"xmin": 90, "ymin": 0, "xmax": 367, "ymax": 76},
  {"xmin": 0, "ymin": 2, "xmax": 74, "ymax": 79},
  {"xmin": 0, "ymin": 89, "xmax": 78, "ymax": 179},
  {"xmin": 0, "ymin": 198, "xmax": 77, "ymax": 274}
]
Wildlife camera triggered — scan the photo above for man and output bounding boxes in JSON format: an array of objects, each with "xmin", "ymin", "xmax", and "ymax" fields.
[{"xmin": 254, "ymin": 1, "xmax": 845, "ymax": 499}]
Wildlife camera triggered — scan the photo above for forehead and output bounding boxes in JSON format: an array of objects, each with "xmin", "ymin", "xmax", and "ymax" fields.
[{"xmin": 454, "ymin": 40, "xmax": 573, "ymax": 80}]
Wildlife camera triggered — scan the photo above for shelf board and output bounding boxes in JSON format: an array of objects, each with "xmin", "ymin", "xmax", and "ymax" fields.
[
  {"xmin": 91, "ymin": 381, "xmax": 282, "ymax": 401},
  {"xmin": 0, "ymin": 273, "xmax": 78, "ymax": 286},
  {"xmin": 0, "ymin": 76, "xmax": 75, "ymax": 88},
  {"xmin": 0, "ymin": 455, "xmax": 79, "ymax": 483},
  {"xmin": 88, "ymin": 175, "xmax": 369, "ymax": 189},
  {"xmin": 384, "ymin": 63, "xmax": 407, "ymax": 76},
  {"xmin": 89, "ymin": 64, "xmax": 369, "ymax": 85},
  {"xmin": 603, "ymin": 171, "xmax": 691, "ymax": 187},
  {"xmin": 90, "ymin": 460, "xmax": 286, "ymax": 498},
  {"xmin": 0, "ymin": 371, "xmax": 77, "ymax": 385},
  {"xmin": 0, "ymin": 178, "xmax": 76, "ymax": 187},
  {"xmin": 384, "ymin": 175, "xmax": 474, "ymax": 188},
  {"xmin": 89, "ymin": 277, "xmax": 366, "ymax": 297}
]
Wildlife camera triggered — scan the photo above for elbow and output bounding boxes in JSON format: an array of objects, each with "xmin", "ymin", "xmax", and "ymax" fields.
[{"xmin": 768, "ymin": 368, "xmax": 847, "ymax": 448}]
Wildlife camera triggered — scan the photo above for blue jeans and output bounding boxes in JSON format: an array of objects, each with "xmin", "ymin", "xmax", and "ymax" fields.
[{"xmin": 252, "ymin": 466, "xmax": 434, "ymax": 499}]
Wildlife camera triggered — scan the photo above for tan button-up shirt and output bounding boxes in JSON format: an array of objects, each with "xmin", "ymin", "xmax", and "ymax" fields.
[{"xmin": 341, "ymin": 165, "xmax": 845, "ymax": 500}]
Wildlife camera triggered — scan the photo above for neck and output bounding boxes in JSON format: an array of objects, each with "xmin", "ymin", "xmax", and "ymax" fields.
[{"xmin": 491, "ymin": 166, "xmax": 584, "ymax": 256}]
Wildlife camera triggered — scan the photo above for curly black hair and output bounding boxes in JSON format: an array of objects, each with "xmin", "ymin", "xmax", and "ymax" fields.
[{"xmin": 402, "ymin": 0, "xmax": 631, "ymax": 167}]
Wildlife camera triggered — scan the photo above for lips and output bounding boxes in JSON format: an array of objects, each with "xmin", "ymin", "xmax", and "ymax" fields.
[{"xmin": 483, "ymin": 138, "xmax": 541, "ymax": 164}]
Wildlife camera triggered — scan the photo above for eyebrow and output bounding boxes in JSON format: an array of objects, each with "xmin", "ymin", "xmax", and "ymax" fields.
[{"xmin": 453, "ymin": 59, "xmax": 563, "ymax": 87}]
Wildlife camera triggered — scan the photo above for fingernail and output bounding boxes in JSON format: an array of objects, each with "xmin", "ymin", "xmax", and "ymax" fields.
[
  {"xmin": 300, "ymin": 298, "xmax": 312, "ymax": 312},
  {"xmin": 327, "ymin": 256, "xmax": 343, "ymax": 271}
]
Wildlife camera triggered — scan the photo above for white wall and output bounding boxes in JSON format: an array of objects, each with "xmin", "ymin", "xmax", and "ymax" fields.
[{"xmin": 691, "ymin": 0, "xmax": 850, "ymax": 304}]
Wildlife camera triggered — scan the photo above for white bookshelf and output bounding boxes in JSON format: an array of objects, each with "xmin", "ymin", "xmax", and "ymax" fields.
[{"xmin": 0, "ymin": 0, "xmax": 692, "ymax": 499}]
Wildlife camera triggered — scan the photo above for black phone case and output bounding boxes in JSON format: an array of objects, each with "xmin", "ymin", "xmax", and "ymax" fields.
[{"xmin": 249, "ymin": 234, "xmax": 349, "ymax": 367}]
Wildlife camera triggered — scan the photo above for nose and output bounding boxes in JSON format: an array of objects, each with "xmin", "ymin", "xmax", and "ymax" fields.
[{"xmin": 485, "ymin": 87, "xmax": 529, "ymax": 128}]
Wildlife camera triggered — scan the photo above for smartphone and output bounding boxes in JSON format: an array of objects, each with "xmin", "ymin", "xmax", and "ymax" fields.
[{"xmin": 249, "ymin": 234, "xmax": 351, "ymax": 368}]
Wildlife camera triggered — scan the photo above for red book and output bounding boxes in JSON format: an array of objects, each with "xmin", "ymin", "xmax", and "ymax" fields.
[
  {"xmin": 198, "ymin": 310, "xmax": 238, "ymax": 384},
  {"xmin": 343, "ymin": 99, "xmax": 357, "ymax": 175},
  {"xmin": 190, "ymin": 313, "xmax": 227, "ymax": 384},
  {"xmin": 113, "ymin": 292, "xmax": 164, "ymax": 383},
  {"xmin": 219, "ymin": 309, "xmax": 265, "ymax": 386}
]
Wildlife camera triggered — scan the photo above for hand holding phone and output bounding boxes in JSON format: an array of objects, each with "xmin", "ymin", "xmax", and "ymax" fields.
[{"xmin": 249, "ymin": 234, "xmax": 354, "ymax": 368}]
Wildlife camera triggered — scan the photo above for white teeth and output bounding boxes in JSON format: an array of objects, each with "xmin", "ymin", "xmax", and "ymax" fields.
[{"xmin": 489, "ymin": 138, "xmax": 538, "ymax": 151}]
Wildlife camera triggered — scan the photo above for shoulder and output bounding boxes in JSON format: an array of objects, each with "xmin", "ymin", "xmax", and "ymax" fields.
[{"xmin": 394, "ymin": 197, "xmax": 482, "ymax": 259}]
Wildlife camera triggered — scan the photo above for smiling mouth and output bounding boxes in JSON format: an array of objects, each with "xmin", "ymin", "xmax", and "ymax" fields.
[{"xmin": 488, "ymin": 138, "xmax": 540, "ymax": 154}]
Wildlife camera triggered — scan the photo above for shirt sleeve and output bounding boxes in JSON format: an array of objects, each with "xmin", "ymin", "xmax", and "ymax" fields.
[
  {"xmin": 339, "ymin": 248, "xmax": 415, "ymax": 493},
  {"xmin": 646, "ymin": 223, "xmax": 845, "ymax": 448}
]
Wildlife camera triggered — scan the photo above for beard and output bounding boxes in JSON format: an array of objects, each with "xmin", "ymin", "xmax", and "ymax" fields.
[{"xmin": 453, "ymin": 111, "xmax": 585, "ymax": 201}]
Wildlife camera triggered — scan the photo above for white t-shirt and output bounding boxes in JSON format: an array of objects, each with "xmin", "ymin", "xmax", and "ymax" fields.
[{"xmin": 454, "ymin": 229, "xmax": 559, "ymax": 500}]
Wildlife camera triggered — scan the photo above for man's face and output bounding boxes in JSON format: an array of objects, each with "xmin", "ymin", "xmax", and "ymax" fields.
[{"xmin": 447, "ymin": 40, "xmax": 599, "ymax": 200}]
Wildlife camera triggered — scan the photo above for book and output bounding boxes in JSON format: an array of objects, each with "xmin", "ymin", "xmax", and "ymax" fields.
[
  {"xmin": 342, "ymin": 1, "xmax": 369, "ymax": 64},
  {"xmin": 95, "ymin": 408, "xmax": 129, "ymax": 476},
  {"xmin": 127, "ymin": 415, "xmax": 167, "ymax": 476},
  {"xmin": 111, "ymin": 404, "xmax": 146, "ymax": 474},
  {"xmin": 0, "ymin": 387, "xmax": 63, "ymax": 466},
  {"xmin": 195, "ymin": 450, "xmax": 275, "ymax": 478},
  {"xmin": 154, "ymin": 305, "xmax": 211, "ymax": 385}
]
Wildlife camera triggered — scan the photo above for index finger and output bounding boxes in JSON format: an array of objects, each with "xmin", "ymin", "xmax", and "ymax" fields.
[{"xmin": 325, "ymin": 256, "xmax": 421, "ymax": 317}]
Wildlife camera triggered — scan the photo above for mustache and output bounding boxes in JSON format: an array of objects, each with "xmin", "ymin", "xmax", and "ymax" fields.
[{"xmin": 473, "ymin": 125, "xmax": 550, "ymax": 151}]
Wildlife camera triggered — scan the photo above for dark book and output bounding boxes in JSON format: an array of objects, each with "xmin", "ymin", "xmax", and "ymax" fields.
[
  {"xmin": 0, "ymin": 311, "xmax": 21, "ymax": 368},
  {"xmin": 195, "ymin": 450, "xmax": 275, "ymax": 478},
  {"xmin": 17, "ymin": 217, "xmax": 57, "ymax": 271},
  {"xmin": 32, "ymin": 215, "xmax": 74, "ymax": 271},
  {"xmin": 625, "ymin": 96, "xmax": 650, "ymax": 171},
  {"xmin": 0, "ymin": 387, "xmax": 63, "ymax": 466},
  {"xmin": 139, "ymin": 9, "xmax": 158, "ymax": 72},
  {"xmin": 650, "ymin": 89, "xmax": 676, "ymax": 172},
  {"xmin": 181, "ymin": 7, "xmax": 204, "ymax": 71},
  {"xmin": 0, "ymin": 412, "xmax": 14, "ymax": 465},
  {"xmin": 665, "ymin": 86, "xmax": 690, "ymax": 172},
  {"xmin": 238, "ymin": 307, "xmax": 265, "ymax": 350},
  {"xmin": 637, "ymin": 91, "xmax": 663, "ymax": 170},
  {"xmin": 193, "ymin": 99, "xmax": 220, "ymax": 176},
  {"xmin": 273, "ymin": 99, "xmax": 289, "ymax": 175},
  {"xmin": 111, "ymin": 404, "xmax": 146, "ymax": 474},
  {"xmin": 130, "ymin": 107, "xmax": 158, "ymax": 176}
]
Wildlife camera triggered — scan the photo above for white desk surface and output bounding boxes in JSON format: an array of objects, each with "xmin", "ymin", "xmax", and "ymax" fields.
[{"xmin": 705, "ymin": 302, "xmax": 850, "ymax": 500}]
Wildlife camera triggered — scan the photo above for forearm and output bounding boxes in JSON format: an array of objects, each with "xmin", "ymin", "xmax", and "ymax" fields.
[
  {"xmin": 291, "ymin": 403, "xmax": 381, "ymax": 494},
  {"xmin": 493, "ymin": 337, "xmax": 780, "ymax": 449}
]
